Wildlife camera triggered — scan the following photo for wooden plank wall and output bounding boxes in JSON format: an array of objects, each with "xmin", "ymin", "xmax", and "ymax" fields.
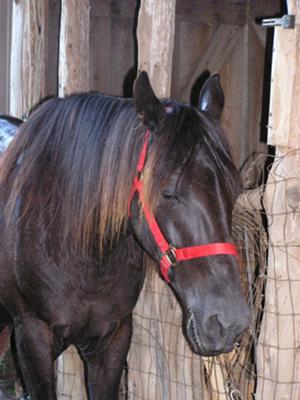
[
  {"xmin": 172, "ymin": 0, "xmax": 280, "ymax": 167},
  {"xmin": 90, "ymin": 0, "xmax": 136, "ymax": 95}
]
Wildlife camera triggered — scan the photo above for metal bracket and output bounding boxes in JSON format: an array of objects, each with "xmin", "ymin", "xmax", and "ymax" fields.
[{"xmin": 262, "ymin": 14, "xmax": 295, "ymax": 29}]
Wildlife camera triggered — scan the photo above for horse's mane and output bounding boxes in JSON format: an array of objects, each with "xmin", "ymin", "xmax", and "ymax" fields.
[{"xmin": 0, "ymin": 93, "xmax": 237, "ymax": 255}]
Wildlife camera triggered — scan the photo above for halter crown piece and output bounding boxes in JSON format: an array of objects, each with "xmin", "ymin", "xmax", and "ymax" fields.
[{"xmin": 129, "ymin": 129, "xmax": 238, "ymax": 283}]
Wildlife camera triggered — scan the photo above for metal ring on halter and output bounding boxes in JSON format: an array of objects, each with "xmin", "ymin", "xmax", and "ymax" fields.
[{"xmin": 163, "ymin": 246, "xmax": 177, "ymax": 266}]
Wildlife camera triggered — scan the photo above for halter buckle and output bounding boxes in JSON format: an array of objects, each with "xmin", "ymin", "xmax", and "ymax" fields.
[
  {"xmin": 136, "ymin": 170, "xmax": 143, "ymax": 180},
  {"xmin": 164, "ymin": 246, "xmax": 177, "ymax": 266}
]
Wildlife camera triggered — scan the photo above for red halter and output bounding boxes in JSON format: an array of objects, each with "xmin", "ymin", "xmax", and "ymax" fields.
[{"xmin": 129, "ymin": 130, "xmax": 238, "ymax": 283}]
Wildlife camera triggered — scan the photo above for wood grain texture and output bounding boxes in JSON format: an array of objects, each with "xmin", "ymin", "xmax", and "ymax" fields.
[
  {"xmin": 176, "ymin": 0, "xmax": 280, "ymax": 26},
  {"xmin": 256, "ymin": 2, "xmax": 300, "ymax": 398},
  {"xmin": 10, "ymin": 0, "xmax": 48, "ymax": 118},
  {"xmin": 57, "ymin": 1, "xmax": 90, "ymax": 398},
  {"xmin": 58, "ymin": 0, "xmax": 90, "ymax": 96},
  {"xmin": 178, "ymin": 24, "xmax": 240, "ymax": 100},
  {"xmin": 267, "ymin": 1, "xmax": 300, "ymax": 149},
  {"xmin": 137, "ymin": 0, "xmax": 176, "ymax": 97},
  {"xmin": 0, "ymin": 0, "xmax": 12, "ymax": 114}
]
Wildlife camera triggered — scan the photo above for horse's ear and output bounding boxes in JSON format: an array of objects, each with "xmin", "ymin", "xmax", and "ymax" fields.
[
  {"xmin": 133, "ymin": 71, "xmax": 163, "ymax": 131},
  {"xmin": 198, "ymin": 74, "xmax": 224, "ymax": 122}
]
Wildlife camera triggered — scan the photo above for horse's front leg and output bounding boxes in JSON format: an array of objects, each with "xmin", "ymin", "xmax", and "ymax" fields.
[
  {"xmin": 78, "ymin": 315, "xmax": 132, "ymax": 400},
  {"xmin": 13, "ymin": 314, "xmax": 57, "ymax": 400}
]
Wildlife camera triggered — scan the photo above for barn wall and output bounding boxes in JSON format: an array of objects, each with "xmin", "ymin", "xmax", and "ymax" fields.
[
  {"xmin": 171, "ymin": 0, "xmax": 280, "ymax": 167},
  {"xmin": 90, "ymin": 0, "xmax": 137, "ymax": 95}
]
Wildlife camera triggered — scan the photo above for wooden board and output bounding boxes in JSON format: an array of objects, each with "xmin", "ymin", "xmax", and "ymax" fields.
[
  {"xmin": 267, "ymin": 3, "xmax": 300, "ymax": 149},
  {"xmin": 10, "ymin": 0, "xmax": 49, "ymax": 118},
  {"xmin": 176, "ymin": 0, "xmax": 281, "ymax": 26},
  {"xmin": 256, "ymin": 1, "xmax": 300, "ymax": 398},
  {"xmin": 0, "ymin": 0, "xmax": 12, "ymax": 114},
  {"xmin": 137, "ymin": 0, "xmax": 176, "ymax": 97},
  {"xmin": 58, "ymin": 0, "xmax": 90, "ymax": 96},
  {"xmin": 89, "ymin": 0, "xmax": 136, "ymax": 95}
]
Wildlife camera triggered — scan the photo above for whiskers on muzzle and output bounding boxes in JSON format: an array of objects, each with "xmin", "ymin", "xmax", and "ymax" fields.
[{"xmin": 185, "ymin": 308, "xmax": 250, "ymax": 356}]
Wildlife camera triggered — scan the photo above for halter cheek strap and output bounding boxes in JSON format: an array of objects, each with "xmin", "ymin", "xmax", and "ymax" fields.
[{"xmin": 129, "ymin": 130, "xmax": 238, "ymax": 283}]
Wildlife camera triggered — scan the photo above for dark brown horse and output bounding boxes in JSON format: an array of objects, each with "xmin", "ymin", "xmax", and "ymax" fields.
[{"xmin": 0, "ymin": 72, "xmax": 250, "ymax": 399}]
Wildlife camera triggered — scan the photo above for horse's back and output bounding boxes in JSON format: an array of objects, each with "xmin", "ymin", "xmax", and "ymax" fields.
[{"xmin": 0, "ymin": 116, "xmax": 19, "ymax": 155}]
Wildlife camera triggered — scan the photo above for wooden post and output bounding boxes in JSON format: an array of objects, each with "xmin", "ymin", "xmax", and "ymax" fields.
[
  {"xmin": 256, "ymin": 1, "xmax": 300, "ymax": 398},
  {"xmin": 56, "ymin": 2, "xmax": 90, "ymax": 399},
  {"xmin": 10, "ymin": 0, "xmax": 48, "ymax": 118},
  {"xmin": 0, "ymin": 0, "xmax": 12, "ymax": 114},
  {"xmin": 58, "ymin": 0, "xmax": 90, "ymax": 96},
  {"xmin": 136, "ymin": 0, "xmax": 176, "ymax": 98}
]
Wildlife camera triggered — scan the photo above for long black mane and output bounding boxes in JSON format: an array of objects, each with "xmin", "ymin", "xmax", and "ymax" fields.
[{"xmin": 0, "ymin": 92, "xmax": 237, "ymax": 254}]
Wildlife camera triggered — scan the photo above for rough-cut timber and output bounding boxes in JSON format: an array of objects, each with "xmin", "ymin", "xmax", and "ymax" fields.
[
  {"xmin": 267, "ymin": 2, "xmax": 300, "ymax": 149},
  {"xmin": 0, "ymin": 0, "xmax": 11, "ymax": 114},
  {"xmin": 58, "ymin": 0, "xmax": 90, "ymax": 96},
  {"xmin": 137, "ymin": 0, "xmax": 176, "ymax": 98},
  {"xmin": 176, "ymin": 0, "xmax": 281, "ymax": 26},
  {"xmin": 256, "ymin": 1, "xmax": 300, "ymax": 398},
  {"xmin": 10, "ymin": 0, "xmax": 48, "ymax": 118},
  {"xmin": 56, "ymin": 1, "xmax": 90, "ymax": 399}
]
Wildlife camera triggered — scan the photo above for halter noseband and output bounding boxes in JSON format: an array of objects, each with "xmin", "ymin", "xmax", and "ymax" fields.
[{"xmin": 129, "ymin": 129, "xmax": 238, "ymax": 283}]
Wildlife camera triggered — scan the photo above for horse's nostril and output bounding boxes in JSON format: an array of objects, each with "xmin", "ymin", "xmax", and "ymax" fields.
[{"xmin": 204, "ymin": 314, "xmax": 225, "ymax": 339}]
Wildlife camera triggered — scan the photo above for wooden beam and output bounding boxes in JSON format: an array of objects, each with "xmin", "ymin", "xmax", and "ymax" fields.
[
  {"xmin": 256, "ymin": 1, "xmax": 300, "ymax": 399},
  {"xmin": 58, "ymin": 0, "xmax": 90, "ymax": 96},
  {"xmin": 249, "ymin": 0, "xmax": 282, "ymax": 19},
  {"xmin": 250, "ymin": 19, "xmax": 267, "ymax": 48},
  {"xmin": 176, "ymin": 0, "xmax": 281, "ymax": 26},
  {"xmin": 10, "ymin": 0, "xmax": 48, "ymax": 118},
  {"xmin": 179, "ymin": 24, "xmax": 241, "ymax": 101},
  {"xmin": 0, "ymin": 0, "xmax": 12, "ymax": 114},
  {"xmin": 57, "ymin": 2, "xmax": 91, "ymax": 399},
  {"xmin": 267, "ymin": 1, "xmax": 300, "ymax": 148},
  {"xmin": 137, "ymin": 0, "xmax": 176, "ymax": 97},
  {"xmin": 176, "ymin": 0, "xmax": 246, "ymax": 26},
  {"xmin": 91, "ymin": 0, "xmax": 137, "ymax": 18}
]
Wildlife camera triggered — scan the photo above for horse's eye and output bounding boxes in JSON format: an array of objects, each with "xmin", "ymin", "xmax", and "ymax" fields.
[{"xmin": 161, "ymin": 192, "xmax": 179, "ymax": 201}]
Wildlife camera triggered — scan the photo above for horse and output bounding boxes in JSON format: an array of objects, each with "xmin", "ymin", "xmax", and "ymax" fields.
[{"xmin": 0, "ymin": 72, "xmax": 250, "ymax": 400}]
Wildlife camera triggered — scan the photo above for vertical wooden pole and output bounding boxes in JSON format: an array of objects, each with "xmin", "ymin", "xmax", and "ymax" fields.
[
  {"xmin": 10, "ymin": 0, "xmax": 48, "ymax": 118},
  {"xmin": 0, "ymin": 0, "xmax": 12, "ymax": 114},
  {"xmin": 56, "ymin": 2, "xmax": 90, "ymax": 399},
  {"xmin": 58, "ymin": 0, "xmax": 90, "ymax": 96},
  {"xmin": 136, "ymin": 0, "xmax": 176, "ymax": 98},
  {"xmin": 256, "ymin": 1, "xmax": 300, "ymax": 399}
]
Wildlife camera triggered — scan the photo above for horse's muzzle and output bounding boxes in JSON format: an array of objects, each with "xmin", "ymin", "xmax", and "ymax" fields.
[{"xmin": 186, "ymin": 308, "xmax": 250, "ymax": 356}]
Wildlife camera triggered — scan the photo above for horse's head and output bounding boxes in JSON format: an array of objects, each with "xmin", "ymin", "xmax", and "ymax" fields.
[{"xmin": 130, "ymin": 72, "xmax": 250, "ymax": 356}]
